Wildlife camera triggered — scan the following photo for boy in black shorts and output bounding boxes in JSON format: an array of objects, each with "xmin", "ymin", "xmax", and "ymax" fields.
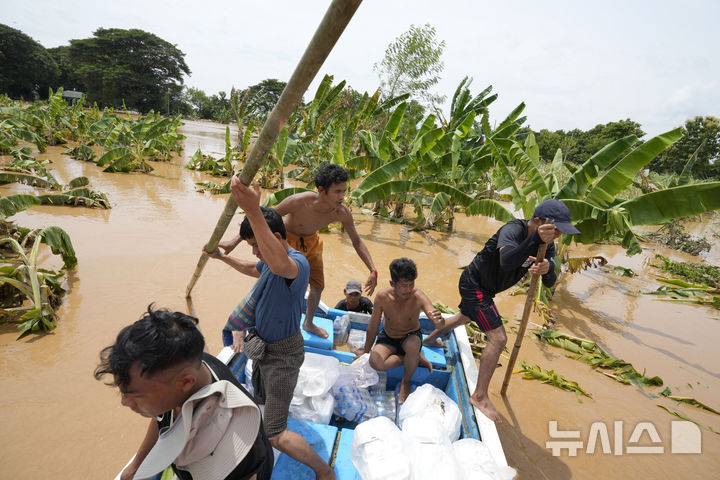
[
  {"xmin": 355, "ymin": 258, "xmax": 444, "ymax": 404},
  {"xmin": 423, "ymin": 199, "xmax": 580, "ymax": 422}
]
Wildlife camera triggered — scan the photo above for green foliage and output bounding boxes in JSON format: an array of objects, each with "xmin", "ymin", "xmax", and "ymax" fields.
[
  {"xmin": 0, "ymin": 227, "xmax": 74, "ymax": 338},
  {"xmin": 244, "ymin": 78, "xmax": 287, "ymax": 118},
  {"xmin": 262, "ymin": 187, "xmax": 312, "ymax": 207},
  {"xmin": 64, "ymin": 144, "xmax": 96, "ymax": 162},
  {"xmin": 194, "ymin": 180, "xmax": 230, "ymax": 194},
  {"xmin": 653, "ymin": 254, "xmax": 720, "ymax": 288},
  {"xmin": 657, "ymin": 405, "xmax": 720, "ymax": 435},
  {"xmin": 650, "ymin": 116, "xmax": 720, "ymax": 178},
  {"xmin": 68, "ymin": 28, "xmax": 190, "ymax": 112},
  {"xmin": 374, "ymin": 23, "xmax": 446, "ymax": 107},
  {"xmin": 515, "ymin": 361, "xmax": 592, "ymax": 398},
  {"xmin": 96, "ymin": 112, "xmax": 185, "ymax": 172},
  {"xmin": 646, "ymin": 223, "xmax": 712, "ymax": 255},
  {"xmin": 530, "ymin": 119, "xmax": 646, "ymax": 164},
  {"xmin": 531, "ymin": 328, "xmax": 663, "ymax": 387},
  {"xmin": 0, "ymin": 24, "xmax": 59, "ymax": 100},
  {"xmin": 659, "ymin": 387, "xmax": 720, "ymax": 415}
]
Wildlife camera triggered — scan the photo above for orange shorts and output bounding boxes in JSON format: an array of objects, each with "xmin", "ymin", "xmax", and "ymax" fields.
[{"xmin": 286, "ymin": 231, "xmax": 324, "ymax": 289}]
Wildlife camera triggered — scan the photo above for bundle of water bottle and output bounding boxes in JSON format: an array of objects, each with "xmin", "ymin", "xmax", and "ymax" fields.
[{"xmin": 332, "ymin": 370, "xmax": 396, "ymax": 423}]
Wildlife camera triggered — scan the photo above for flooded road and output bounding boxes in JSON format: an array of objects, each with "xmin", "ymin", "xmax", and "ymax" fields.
[{"xmin": 0, "ymin": 119, "xmax": 718, "ymax": 479}]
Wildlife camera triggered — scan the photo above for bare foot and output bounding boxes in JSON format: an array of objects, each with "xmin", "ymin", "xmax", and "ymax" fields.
[
  {"xmin": 418, "ymin": 352, "xmax": 434, "ymax": 374},
  {"xmin": 398, "ymin": 381, "xmax": 411, "ymax": 405},
  {"xmin": 423, "ymin": 336, "xmax": 446, "ymax": 348},
  {"xmin": 470, "ymin": 393, "xmax": 502, "ymax": 423},
  {"xmin": 303, "ymin": 321, "xmax": 329, "ymax": 339}
]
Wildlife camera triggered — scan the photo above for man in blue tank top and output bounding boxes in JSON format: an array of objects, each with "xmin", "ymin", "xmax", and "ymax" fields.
[{"xmin": 204, "ymin": 176, "xmax": 335, "ymax": 480}]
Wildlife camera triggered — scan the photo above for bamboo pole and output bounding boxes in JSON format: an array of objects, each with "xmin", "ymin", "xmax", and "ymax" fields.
[
  {"xmin": 185, "ymin": 0, "xmax": 363, "ymax": 298},
  {"xmin": 500, "ymin": 242, "xmax": 549, "ymax": 395}
]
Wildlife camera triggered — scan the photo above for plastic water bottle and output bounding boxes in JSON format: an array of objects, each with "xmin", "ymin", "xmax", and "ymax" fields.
[{"xmin": 383, "ymin": 391, "xmax": 397, "ymax": 423}]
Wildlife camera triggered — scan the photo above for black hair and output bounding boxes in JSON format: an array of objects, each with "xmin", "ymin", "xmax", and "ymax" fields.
[
  {"xmin": 314, "ymin": 163, "xmax": 348, "ymax": 192},
  {"xmin": 94, "ymin": 304, "xmax": 204, "ymax": 389},
  {"xmin": 389, "ymin": 257, "xmax": 417, "ymax": 282},
  {"xmin": 239, "ymin": 206, "xmax": 286, "ymax": 240}
]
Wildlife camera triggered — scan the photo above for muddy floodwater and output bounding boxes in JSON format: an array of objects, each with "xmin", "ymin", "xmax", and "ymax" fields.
[{"xmin": 1, "ymin": 120, "xmax": 718, "ymax": 479}]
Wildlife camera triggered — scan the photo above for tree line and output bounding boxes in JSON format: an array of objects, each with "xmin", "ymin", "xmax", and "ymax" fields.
[{"xmin": 1, "ymin": 23, "xmax": 717, "ymax": 179}]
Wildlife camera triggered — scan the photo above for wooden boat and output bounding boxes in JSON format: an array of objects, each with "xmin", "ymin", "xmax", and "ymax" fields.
[{"xmin": 122, "ymin": 303, "xmax": 508, "ymax": 479}]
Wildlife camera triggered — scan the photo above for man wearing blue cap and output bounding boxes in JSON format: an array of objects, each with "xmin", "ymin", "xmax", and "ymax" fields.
[{"xmin": 423, "ymin": 199, "xmax": 580, "ymax": 422}]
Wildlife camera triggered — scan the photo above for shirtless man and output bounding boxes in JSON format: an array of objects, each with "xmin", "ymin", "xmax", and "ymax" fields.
[
  {"xmin": 355, "ymin": 258, "xmax": 444, "ymax": 404},
  {"xmin": 220, "ymin": 163, "xmax": 377, "ymax": 339}
]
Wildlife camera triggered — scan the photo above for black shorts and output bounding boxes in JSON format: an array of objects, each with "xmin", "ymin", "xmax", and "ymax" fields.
[
  {"xmin": 458, "ymin": 272, "xmax": 503, "ymax": 332},
  {"xmin": 376, "ymin": 328, "xmax": 422, "ymax": 355}
]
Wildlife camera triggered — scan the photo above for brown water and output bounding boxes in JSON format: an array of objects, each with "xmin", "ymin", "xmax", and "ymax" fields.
[{"xmin": 1, "ymin": 119, "xmax": 718, "ymax": 479}]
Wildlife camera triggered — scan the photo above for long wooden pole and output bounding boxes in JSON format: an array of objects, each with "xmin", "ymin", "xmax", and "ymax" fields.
[
  {"xmin": 500, "ymin": 241, "xmax": 549, "ymax": 395},
  {"xmin": 185, "ymin": 0, "xmax": 363, "ymax": 298}
]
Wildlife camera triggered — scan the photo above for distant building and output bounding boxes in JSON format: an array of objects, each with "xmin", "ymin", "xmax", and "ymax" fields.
[{"xmin": 61, "ymin": 90, "xmax": 83, "ymax": 104}]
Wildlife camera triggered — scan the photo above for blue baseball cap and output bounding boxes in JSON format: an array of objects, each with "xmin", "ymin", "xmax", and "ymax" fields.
[{"xmin": 532, "ymin": 199, "xmax": 581, "ymax": 235}]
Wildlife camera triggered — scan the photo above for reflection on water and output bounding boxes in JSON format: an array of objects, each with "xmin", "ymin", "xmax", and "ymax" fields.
[{"xmin": 0, "ymin": 119, "xmax": 718, "ymax": 478}]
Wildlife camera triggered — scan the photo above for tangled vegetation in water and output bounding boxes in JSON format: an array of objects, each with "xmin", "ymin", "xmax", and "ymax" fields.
[
  {"xmin": 654, "ymin": 254, "xmax": 720, "ymax": 288},
  {"xmin": 646, "ymin": 223, "xmax": 712, "ymax": 256}
]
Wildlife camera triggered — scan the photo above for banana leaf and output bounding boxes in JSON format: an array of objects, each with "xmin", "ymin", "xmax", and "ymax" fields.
[
  {"xmin": 515, "ymin": 360, "xmax": 592, "ymax": 398},
  {"xmin": 619, "ymin": 182, "xmax": 720, "ymax": 226},
  {"xmin": 657, "ymin": 405, "xmax": 719, "ymax": 435},
  {"xmin": 425, "ymin": 192, "xmax": 450, "ymax": 227},
  {"xmin": 352, "ymin": 156, "xmax": 414, "ymax": 203},
  {"xmin": 0, "ymin": 194, "xmax": 42, "ymax": 220},
  {"xmin": 67, "ymin": 177, "xmax": 90, "ymax": 188},
  {"xmin": 39, "ymin": 226, "xmax": 77, "ymax": 269},
  {"xmin": 586, "ymin": 128, "xmax": 683, "ymax": 207},
  {"xmin": 660, "ymin": 388, "xmax": 720, "ymax": 415},
  {"xmin": 556, "ymin": 135, "xmax": 637, "ymax": 200},
  {"xmin": 672, "ymin": 140, "xmax": 705, "ymax": 188},
  {"xmin": 464, "ymin": 199, "xmax": 516, "ymax": 223},
  {"xmin": 354, "ymin": 180, "xmax": 423, "ymax": 204},
  {"xmin": 0, "ymin": 172, "xmax": 59, "ymax": 189},
  {"xmin": 378, "ymin": 102, "xmax": 407, "ymax": 161}
]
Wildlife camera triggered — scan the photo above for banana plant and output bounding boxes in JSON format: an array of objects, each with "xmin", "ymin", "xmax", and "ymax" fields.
[
  {"xmin": 0, "ymin": 227, "xmax": 72, "ymax": 338},
  {"xmin": 97, "ymin": 112, "xmax": 185, "ymax": 172},
  {"xmin": 230, "ymin": 87, "xmax": 258, "ymax": 160},
  {"xmin": 351, "ymin": 81, "xmax": 524, "ymax": 230}
]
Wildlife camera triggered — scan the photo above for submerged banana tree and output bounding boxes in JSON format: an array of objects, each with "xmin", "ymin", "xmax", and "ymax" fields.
[
  {"xmin": 351, "ymin": 81, "xmax": 523, "ymax": 230},
  {"xmin": 97, "ymin": 112, "xmax": 185, "ymax": 172},
  {"xmin": 0, "ymin": 226, "xmax": 76, "ymax": 338}
]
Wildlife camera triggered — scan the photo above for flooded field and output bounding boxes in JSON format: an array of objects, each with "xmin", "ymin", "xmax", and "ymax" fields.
[{"xmin": 0, "ymin": 119, "xmax": 718, "ymax": 479}]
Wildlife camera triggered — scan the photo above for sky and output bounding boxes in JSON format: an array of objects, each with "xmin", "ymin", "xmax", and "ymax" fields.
[{"xmin": 4, "ymin": 0, "xmax": 719, "ymax": 138}]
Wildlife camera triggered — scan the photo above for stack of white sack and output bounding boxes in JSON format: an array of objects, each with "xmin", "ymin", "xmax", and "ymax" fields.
[
  {"xmin": 453, "ymin": 438, "xmax": 517, "ymax": 480},
  {"xmin": 397, "ymin": 384, "xmax": 462, "ymax": 480},
  {"xmin": 288, "ymin": 352, "xmax": 340, "ymax": 424},
  {"xmin": 351, "ymin": 416, "xmax": 411, "ymax": 480},
  {"xmin": 352, "ymin": 384, "xmax": 516, "ymax": 480}
]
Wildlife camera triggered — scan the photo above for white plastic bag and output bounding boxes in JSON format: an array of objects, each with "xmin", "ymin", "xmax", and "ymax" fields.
[
  {"xmin": 398, "ymin": 384, "xmax": 462, "ymax": 443},
  {"xmin": 294, "ymin": 352, "xmax": 340, "ymax": 397},
  {"xmin": 347, "ymin": 328, "xmax": 367, "ymax": 352},
  {"xmin": 351, "ymin": 416, "xmax": 410, "ymax": 480},
  {"xmin": 452, "ymin": 438, "xmax": 517, "ymax": 480},
  {"xmin": 243, "ymin": 358, "xmax": 254, "ymax": 396},
  {"xmin": 288, "ymin": 391, "xmax": 335, "ymax": 424},
  {"xmin": 335, "ymin": 353, "xmax": 379, "ymax": 389},
  {"xmin": 405, "ymin": 440, "xmax": 462, "ymax": 480}
]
